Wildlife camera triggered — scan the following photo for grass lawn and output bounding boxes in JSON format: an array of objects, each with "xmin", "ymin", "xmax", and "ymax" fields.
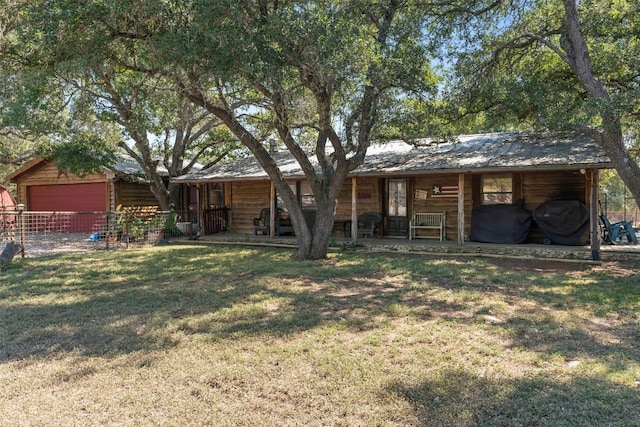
[{"xmin": 1, "ymin": 244, "xmax": 639, "ymax": 426}]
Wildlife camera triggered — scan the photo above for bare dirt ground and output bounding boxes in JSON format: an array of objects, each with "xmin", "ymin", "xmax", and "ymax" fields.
[
  {"xmin": 3, "ymin": 233, "xmax": 140, "ymax": 258},
  {"xmin": 472, "ymin": 255, "xmax": 639, "ymax": 275}
]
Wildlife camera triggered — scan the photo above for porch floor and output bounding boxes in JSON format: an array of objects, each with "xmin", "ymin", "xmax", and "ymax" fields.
[{"xmin": 185, "ymin": 232, "xmax": 640, "ymax": 263}]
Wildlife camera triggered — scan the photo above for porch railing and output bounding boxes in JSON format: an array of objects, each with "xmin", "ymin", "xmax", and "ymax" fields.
[{"xmin": 202, "ymin": 206, "xmax": 228, "ymax": 235}]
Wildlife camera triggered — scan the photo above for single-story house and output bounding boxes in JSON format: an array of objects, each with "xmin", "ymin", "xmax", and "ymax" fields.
[
  {"xmin": 5, "ymin": 155, "xmax": 168, "ymax": 212},
  {"xmin": 173, "ymin": 132, "xmax": 612, "ymax": 250}
]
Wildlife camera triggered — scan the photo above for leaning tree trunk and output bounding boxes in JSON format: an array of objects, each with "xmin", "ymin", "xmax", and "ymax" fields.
[
  {"xmin": 599, "ymin": 128, "xmax": 640, "ymax": 211},
  {"xmin": 185, "ymin": 89, "xmax": 347, "ymax": 260},
  {"xmin": 562, "ymin": 0, "xmax": 640, "ymax": 210},
  {"xmin": 168, "ymin": 181, "xmax": 182, "ymax": 210},
  {"xmin": 119, "ymin": 139, "xmax": 172, "ymax": 211},
  {"xmin": 148, "ymin": 181, "xmax": 171, "ymax": 211}
]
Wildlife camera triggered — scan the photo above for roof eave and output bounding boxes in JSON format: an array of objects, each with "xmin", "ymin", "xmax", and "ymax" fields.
[
  {"xmin": 5, "ymin": 157, "xmax": 49, "ymax": 183},
  {"xmin": 172, "ymin": 162, "xmax": 613, "ymax": 184},
  {"xmin": 351, "ymin": 162, "xmax": 613, "ymax": 177}
]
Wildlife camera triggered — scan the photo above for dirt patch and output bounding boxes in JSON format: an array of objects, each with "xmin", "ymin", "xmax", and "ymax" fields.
[
  {"xmin": 590, "ymin": 261, "xmax": 640, "ymax": 278},
  {"xmin": 424, "ymin": 255, "xmax": 640, "ymax": 276},
  {"xmin": 483, "ymin": 258, "xmax": 594, "ymax": 274}
]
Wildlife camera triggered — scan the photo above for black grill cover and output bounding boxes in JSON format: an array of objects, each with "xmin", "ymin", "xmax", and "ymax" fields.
[
  {"xmin": 532, "ymin": 200, "xmax": 590, "ymax": 245},
  {"xmin": 470, "ymin": 204, "xmax": 532, "ymax": 244}
]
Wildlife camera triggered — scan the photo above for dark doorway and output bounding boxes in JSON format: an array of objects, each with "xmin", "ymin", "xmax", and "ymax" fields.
[{"xmin": 386, "ymin": 178, "xmax": 408, "ymax": 236}]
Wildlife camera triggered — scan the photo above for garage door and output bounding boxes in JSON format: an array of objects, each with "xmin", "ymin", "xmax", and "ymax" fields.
[
  {"xmin": 28, "ymin": 183, "xmax": 107, "ymax": 212},
  {"xmin": 27, "ymin": 183, "xmax": 107, "ymax": 232}
]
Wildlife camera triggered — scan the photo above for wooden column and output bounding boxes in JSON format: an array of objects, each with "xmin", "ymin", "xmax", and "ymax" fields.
[
  {"xmin": 457, "ymin": 173, "xmax": 465, "ymax": 245},
  {"xmin": 590, "ymin": 169, "xmax": 601, "ymax": 261},
  {"xmin": 196, "ymin": 183, "xmax": 203, "ymax": 234},
  {"xmin": 351, "ymin": 177, "xmax": 358, "ymax": 241},
  {"xmin": 269, "ymin": 181, "xmax": 276, "ymax": 238}
]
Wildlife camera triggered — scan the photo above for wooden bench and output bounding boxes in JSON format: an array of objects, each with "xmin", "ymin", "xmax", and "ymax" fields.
[{"xmin": 409, "ymin": 212, "xmax": 446, "ymax": 241}]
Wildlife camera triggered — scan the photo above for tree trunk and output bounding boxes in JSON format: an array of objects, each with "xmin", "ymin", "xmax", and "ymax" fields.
[
  {"xmin": 309, "ymin": 203, "xmax": 336, "ymax": 259},
  {"xmin": 168, "ymin": 181, "xmax": 182, "ymax": 210},
  {"xmin": 119, "ymin": 139, "xmax": 171, "ymax": 210},
  {"xmin": 599, "ymin": 129, "xmax": 640, "ymax": 210},
  {"xmin": 184, "ymin": 89, "xmax": 347, "ymax": 260},
  {"xmin": 285, "ymin": 198, "xmax": 337, "ymax": 260},
  {"xmin": 148, "ymin": 181, "xmax": 171, "ymax": 210},
  {"xmin": 562, "ymin": 0, "xmax": 640, "ymax": 210}
]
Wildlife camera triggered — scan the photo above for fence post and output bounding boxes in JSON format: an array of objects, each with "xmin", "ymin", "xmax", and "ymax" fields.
[
  {"xmin": 16, "ymin": 204, "xmax": 25, "ymax": 258},
  {"xmin": 105, "ymin": 212, "xmax": 111, "ymax": 251}
]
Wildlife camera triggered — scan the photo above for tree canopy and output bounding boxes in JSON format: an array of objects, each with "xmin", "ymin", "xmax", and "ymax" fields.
[
  {"xmin": 442, "ymin": 0, "xmax": 640, "ymax": 207},
  {"xmin": 2, "ymin": 0, "xmax": 639, "ymax": 259},
  {"xmin": 1, "ymin": 0, "xmax": 238, "ymax": 208},
  {"xmin": 174, "ymin": 0, "xmax": 439, "ymax": 259}
]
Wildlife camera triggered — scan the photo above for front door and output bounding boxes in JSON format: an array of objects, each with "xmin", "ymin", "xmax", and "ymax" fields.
[{"xmin": 386, "ymin": 178, "xmax": 408, "ymax": 236}]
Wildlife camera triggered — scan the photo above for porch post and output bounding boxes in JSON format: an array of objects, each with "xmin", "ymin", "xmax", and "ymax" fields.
[
  {"xmin": 270, "ymin": 181, "xmax": 276, "ymax": 238},
  {"xmin": 196, "ymin": 183, "xmax": 203, "ymax": 235},
  {"xmin": 351, "ymin": 177, "xmax": 358, "ymax": 241},
  {"xmin": 457, "ymin": 173, "xmax": 465, "ymax": 245},
  {"xmin": 590, "ymin": 168, "xmax": 601, "ymax": 261}
]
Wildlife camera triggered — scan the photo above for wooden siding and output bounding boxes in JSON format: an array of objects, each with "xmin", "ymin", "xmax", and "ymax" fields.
[
  {"xmin": 521, "ymin": 170, "xmax": 587, "ymax": 210},
  {"xmin": 220, "ymin": 169, "xmax": 590, "ymax": 240},
  {"xmin": 335, "ymin": 177, "xmax": 381, "ymax": 216},
  {"xmin": 411, "ymin": 174, "xmax": 472, "ymax": 240},
  {"xmin": 227, "ymin": 178, "xmax": 384, "ymax": 236},
  {"xmin": 11, "ymin": 160, "xmax": 160, "ymax": 212},
  {"xmin": 521, "ymin": 169, "xmax": 588, "ymax": 243},
  {"xmin": 12, "ymin": 161, "xmax": 111, "ymax": 210},
  {"xmin": 333, "ymin": 177, "xmax": 381, "ymax": 236},
  {"xmin": 229, "ymin": 181, "xmax": 272, "ymax": 233},
  {"xmin": 115, "ymin": 180, "xmax": 158, "ymax": 208}
]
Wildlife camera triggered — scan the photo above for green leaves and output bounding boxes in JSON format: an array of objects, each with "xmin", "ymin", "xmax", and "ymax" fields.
[
  {"xmin": 39, "ymin": 131, "xmax": 118, "ymax": 177},
  {"xmin": 443, "ymin": 0, "xmax": 640, "ymax": 136}
]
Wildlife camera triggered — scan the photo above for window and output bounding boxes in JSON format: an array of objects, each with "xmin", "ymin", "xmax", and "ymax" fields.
[
  {"xmin": 276, "ymin": 180, "xmax": 316, "ymax": 210},
  {"xmin": 481, "ymin": 175, "xmax": 512, "ymax": 205},
  {"xmin": 208, "ymin": 183, "xmax": 225, "ymax": 206},
  {"xmin": 388, "ymin": 178, "xmax": 407, "ymax": 216},
  {"xmin": 276, "ymin": 181, "xmax": 298, "ymax": 211},
  {"xmin": 299, "ymin": 181, "xmax": 316, "ymax": 209}
]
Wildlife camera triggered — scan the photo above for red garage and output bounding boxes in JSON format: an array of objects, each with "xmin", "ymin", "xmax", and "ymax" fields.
[
  {"xmin": 6, "ymin": 157, "xmax": 160, "ymax": 232},
  {"xmin": 27, "ymin": 182, "xmax": 108, "ymax": 212}
]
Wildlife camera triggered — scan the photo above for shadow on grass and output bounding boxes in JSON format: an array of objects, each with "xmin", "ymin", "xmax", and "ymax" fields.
[
  {"xmin": 0, "ymin": 245, "xmax": 278, "ymax": 361},
  {"xmin": 386, "ymin": 369, "xmax": 640, "ymax": 426},
  {"xmin": 1, "ymin": 245, "xmax": 639, "ymax": 375}
]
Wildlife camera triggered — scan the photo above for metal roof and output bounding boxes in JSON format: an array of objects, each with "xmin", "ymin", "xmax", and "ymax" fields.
[
  {"xmin": 111, "ymin": 154, "xmax": 172, "ymax": 179},
  {"xmin": 173, "ymin": 132, "xmax": 612, "ymax": 183}
]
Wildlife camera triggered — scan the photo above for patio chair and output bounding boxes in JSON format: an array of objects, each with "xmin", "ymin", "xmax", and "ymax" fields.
[
  {"xmin": 357, "ymin": 212, "xmax": 382, "ymax": 238},
  {"xmin": 253, "ymin": 207, "xmax": 286, "ymax": 236},
  {"xmin": 253, "ymin": 207, "xmax": 271, "ymax": 235},
  {"xmin": 599, "ymin": 214, "xmax": 638, "ymax": 244}
]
